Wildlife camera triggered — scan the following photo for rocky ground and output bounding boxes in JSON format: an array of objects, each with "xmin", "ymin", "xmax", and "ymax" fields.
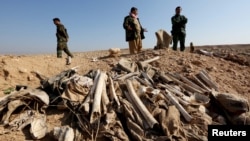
[{"xmin": 0, "ymin": 44, "xmax": 249, "ymax": 140}]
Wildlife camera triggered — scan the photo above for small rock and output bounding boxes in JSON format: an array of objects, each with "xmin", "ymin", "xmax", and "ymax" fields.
[
  {"xmin": 187, "ymin": 64, "xmax": 193, "ymax": 69},
  {"xmin": 27, "ymin": 75, "xmax": 34, "ymax": 81},
  {"xmin": 206, "ymin": 66, "xmax": 217, "ymax": 72},
  {"xmin": 18, "ymin": 68, "xmax": 28, "ymax": 73},
  {"xmin": 214, "ymin": 115, "xmax": 227, "ymax": 125},
  {"xmin": 3, "ymin": 69, "xmax": 10, "ymax": 80},
  {"xmin": 177, "ymin": 59, "xmax": 185, "ymax": 65},
  {"xmin": 191, "ymin": 60, "xmax": 202, "ymax": 66},
  {"xmin": 152, "ymin": 51, "xmax": 160, "ymax": 56}
]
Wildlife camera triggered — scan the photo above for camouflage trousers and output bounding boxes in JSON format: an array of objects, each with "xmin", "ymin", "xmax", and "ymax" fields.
[
  {"xmin": 172, "ymin": 33, "xmax": 186, "ymax": 51},
  {"xmin": 57, "ymin": 42, "xmax": 73, "ymax": 58}
]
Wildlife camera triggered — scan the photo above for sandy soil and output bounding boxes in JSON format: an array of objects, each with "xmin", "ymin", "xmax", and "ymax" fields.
[{"xmin": 0, "ymin": 44, "xmax": 249, "ymax": 140}]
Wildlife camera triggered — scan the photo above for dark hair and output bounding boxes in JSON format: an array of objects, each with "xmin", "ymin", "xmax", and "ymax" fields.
[
  {"xmin": 130, "ymin": 7, "xmax": 137, "ymax": 12},
  {"xmin": 175, "ymin": 6, "xmax": 181, "ymax": 10},
  {"xmin": 53, "ymin": 18, "xmax": 60, "ymax": 22}
]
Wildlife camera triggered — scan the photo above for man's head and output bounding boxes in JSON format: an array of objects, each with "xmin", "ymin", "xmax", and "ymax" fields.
[
  {"xmin": 53, "ymin": 17, "xmax": 60, "ymax": 25},
  {"xmin": 130, "ymin": 7, "xmax": 138, "ymax": 15},
  {"xmin": 175, "ymin": 6, "xmax": 182, "ymax": 15}
]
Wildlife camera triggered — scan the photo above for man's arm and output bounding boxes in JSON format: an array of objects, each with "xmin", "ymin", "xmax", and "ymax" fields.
[
  {"xmin": 181, "ymin": 16, "xmax": 188, "ymax": 24},
  {"xmin": 59, "ymin": 25, "xmax": 69, "ymax": 40},
  {"xmin": 123, "ymin": 16, "xmax": 132, "ymax": 30},
  {"xmin": 171, "ymin": 16, "xmax": 179, "ymax": 25}
]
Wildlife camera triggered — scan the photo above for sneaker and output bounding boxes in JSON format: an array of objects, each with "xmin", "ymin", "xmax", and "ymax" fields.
[{"xmin": 66, "ymin": 56, "xmax": 71, "ymax": 65}]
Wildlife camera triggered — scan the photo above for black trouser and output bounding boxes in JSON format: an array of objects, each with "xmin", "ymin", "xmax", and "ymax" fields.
[{"xmin": 172, "ymin": 32, "xmax": 186, "ymax": 51}]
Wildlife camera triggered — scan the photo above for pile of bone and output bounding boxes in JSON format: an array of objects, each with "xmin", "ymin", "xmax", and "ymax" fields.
[{"xmin": 0, "ymin": 55, "xmax": 249, "ymax": 141}]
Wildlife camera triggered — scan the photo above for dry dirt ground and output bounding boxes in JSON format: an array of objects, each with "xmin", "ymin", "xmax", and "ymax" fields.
[{"xmin": 0, "ymin": 44, "xmax": 249, "ymax": 140}]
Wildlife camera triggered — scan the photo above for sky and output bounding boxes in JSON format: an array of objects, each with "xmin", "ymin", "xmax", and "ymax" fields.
[{"xmin": 0, "ymin": 0, "xmax": 250, "ymax": 54}]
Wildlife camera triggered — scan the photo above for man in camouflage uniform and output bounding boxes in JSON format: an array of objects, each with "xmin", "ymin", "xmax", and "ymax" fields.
[
  {"xmin": 123, "ymin": 7, "xmax": 147, "ymax": 54},
  {"xmin": 171, "ymin": 6, "xmax": 188, "ymax": 51},
  {"xmin": 53, "ymin": 18, "xmax": 73, "ymax": 65}
]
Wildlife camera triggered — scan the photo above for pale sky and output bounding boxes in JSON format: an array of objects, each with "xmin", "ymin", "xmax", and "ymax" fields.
[{"xmin": 0, "ymin": 0, "xmax": 249, "ymax": 54}]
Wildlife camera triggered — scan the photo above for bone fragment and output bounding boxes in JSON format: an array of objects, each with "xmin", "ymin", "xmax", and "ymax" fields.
[
  {"xmin": 125, "ymin": 79, "xmax": 159, "ymax": 128},
  {"xmin": 164, "ymin": 89, "xmax": 193, "ymax": 122},
  {"xmin": 138, "ymin": 56, "xmax": 160, "ymax": 69},
  {"xmin": 191, "ymin": 75, "xmax": 212, "ymax": 91},
  {"xmin": 116, "ymin": 72, "xmax": 140, "ymax": 81},
  {"xmin": 177, "ymin": 74, "xmax": 207, "ymax": 93},
  {"xmin": 80, "ymin": 70, "xmax": 100, "ymax": 114},
  {"xmin": 108, "ymin": 76, "xmax": 120, "ymax": 107},
  {"xmin": 90, "ymin": 71, "xmax": 107, "ymax": 124},
  {"xmin": 53, "ymin": 126, "xmax": 74, "ymax": 141},
  {"xmin": 197, "ymin": 71, "xmax": 218, "ymax": 91},
  {"xmin": 101, "ymin": 81, "xmax": 109, "ymax": 114},
  {"xmin": 166, "ymin": 73, "xmax": 203, "ymax": 94},
  {"xmin": 30, "ymin": 115, "xmax": 47, "ymax": 140},
  {"xmin": 1, "ymin": 100, "xmax": 25, "ymax": 125},
  {"xmin": 159, "ymin": 72, "xmax": 173, "ymax": 83},
  {"xmin": 134, "ymin": 76, "xmax": 153, "ymax": 87}
]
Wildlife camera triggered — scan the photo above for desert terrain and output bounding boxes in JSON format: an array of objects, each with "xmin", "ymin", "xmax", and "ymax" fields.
[{"xmin": 0, "ymin": 44, "xmax": 249, "ymax": 140}]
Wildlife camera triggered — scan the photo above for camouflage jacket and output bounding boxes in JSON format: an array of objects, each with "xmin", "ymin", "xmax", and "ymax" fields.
[
  {"xmin": 56, "ymin": 24, "xmax": 69, "ymax": 42},
  {"xmin": 123, "ymin": 15, "xmax": 145, "ymax": 41},
  {"xmin": 171, "ymin": 14, "xmax": 188, "ymax": 35}
]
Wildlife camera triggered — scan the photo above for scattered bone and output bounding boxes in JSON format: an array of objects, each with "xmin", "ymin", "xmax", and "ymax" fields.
[
  {"xmin": 30, "ymin": 114, "xmax": 47, "ymax": 140},
  {"xmin": 167, "ymin": 73, "xmax": 203, "ymax": 94},
  {"xmin": 176, "ymin": 73, "xmax": 207, "ymax": 93},
  {"xmin": 101, "ymin": 81, "xmax": 109, "ymax": 115},
  {"xmin": 118, "ymin": 58, "xmax": 138, "ymax": 73},
  {"xmin": 134, "ymin": 76, "xmax": 153, "ymax": 87},
  {"xmin": 154, "ymin": 29, "xmax": 172, "ymax": 50},
  {"xmin": 158, "ymin": 83, "xmax": 191, "ymax": 103},
  {"xmin": 139, "ymin": 86, "xmax": 161, "ymax": 96},
  {"xmin": 80, "ymin": 69, "xmax": 100, "ymax": 114},
  {"xmin": 196, "ymin": 71, "xmax": 218, "ymax": 91},
  {"xmin": 164, "ymin": 89, "xmax": 193, "ymax": 122},
  {"xmin": 162, "ymin": 105, "xmax": 187, "ymax": 140},
  {"xmin": 190, "ymin": 93, "xmax": 210, "ymax": 105},
  {"xmin": 100, "ymin": 110, "xmax": 129, "ymax": 140},
  {"xmin": 1, "ymin": 54, "xmax": 249, "ymax": 141},
  {"xmin": 91, "ymin": 57, "xmax": 98, "ymax": 62},
  {"xmin": 108, "ymin": 48, "xmax": 121, "ymax": 57},
  {"xmin": 1, "ymin": 100, "xmax": 25, "ymax": 125},
  {"xmin": 125, "ymin": 79, "xmax": 159, "ymax": 128},
  {"xmin": 194, "ymin": 48, "xmax": 250, "ymax": 66},
  {"xmin": 141, "ymin": 72, "xmax": 154, "ymax": 86},
  {"xmin": 8, "ymin": 110, "xmax": 35, "ymax": 131},
  {"xmin": 108, "ymin": 76, "xmax": 120, "ymax": 107},
  {"xmin": 191, "ymin": 75, "xmax": 212, "ymax": 91},
  {"xmin": 90, "ymin": 71, "xmax": 107, "ymax": 124},
  {"xmin": 158, "ymin": 71, "xmax": 173, "ymax": 83},
  {"xmin": 116, "ymin": 72, "xmax": 140, "ymax": 81},
  {"xmin": 53, "ymin": 126, "xmax": 74, "ymax": 141},
  {"xmin": 196, "ymin": 49, "xmax": 214, "ymax": 56},
  {"xmin": 137, "ymin": 56, "xmax": 160, "ymax": 70}
]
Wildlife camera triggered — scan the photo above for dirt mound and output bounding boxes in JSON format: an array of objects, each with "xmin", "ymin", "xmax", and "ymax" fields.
[{"xmin": 0, "ymin": 45, "xmax": 249, "ymax": 140}]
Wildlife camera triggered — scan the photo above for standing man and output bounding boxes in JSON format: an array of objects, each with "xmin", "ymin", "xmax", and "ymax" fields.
[
  {"xmin": 171, "ymin": 6, "xmax": 188, "ymax": 51},
  {"xmin": 123, "ymin": 7, "xmax": 147, "ymax": 54},
  {"xmin": 53, "ymin": 17, "xmax": 73, "ymax": 65}
]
